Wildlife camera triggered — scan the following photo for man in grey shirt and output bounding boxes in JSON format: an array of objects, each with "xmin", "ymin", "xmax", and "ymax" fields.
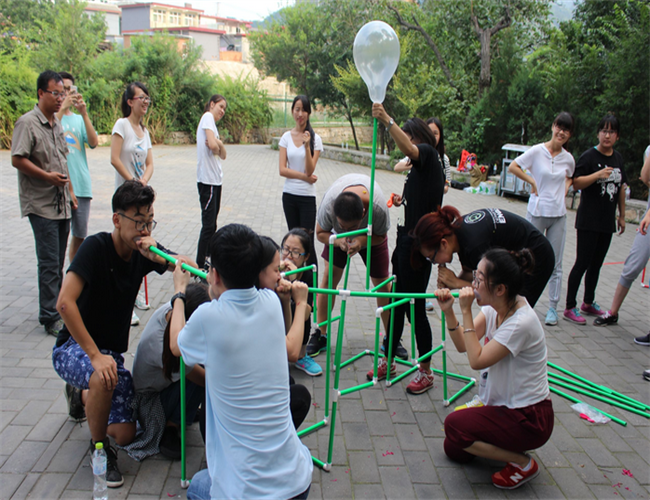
[
  {"xmin": 11, "ymin": 70, "xmax": 76, "ymax": 337},
  {"xmin": 307, "ymin": 173, "xmax": 392, "ymax": 357}
]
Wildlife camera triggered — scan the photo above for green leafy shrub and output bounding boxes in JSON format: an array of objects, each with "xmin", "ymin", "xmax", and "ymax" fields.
[{"xmin": 0, "ymin": 50, "xmax": 37, "ymax": 149}]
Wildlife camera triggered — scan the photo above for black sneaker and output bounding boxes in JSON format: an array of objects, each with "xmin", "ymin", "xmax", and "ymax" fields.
[
  {"xmin": 89, "ymin": 439, "xmax": 124, "ymax": 488},
  {"xmin": 306, "ymin": 330, "xmax": 328, "ymax": 357},
  {"xmin": 64, "ymin": 384, "xmax": 86, "ymax": 422},
  {"xmin": 643, "ymin": 369, "xmax": 650, "ymax": 382},
  {"xmin": 634, "ymin": 332, "xmax": 650, "ymax": 346},
  {"xmin": 380, "ymin": 342, "xmax": 409, "ymax": 361},
  {"xmin": 159, "ymin": 426, "xmax": 181, "ymax": 460},
  {"xmin": 44, "ymin": 318, "xmax": 64, "ymax": 336},
  {"xmin": 593, "ymin": 311, "xmax": 618, "ymax": 327}
]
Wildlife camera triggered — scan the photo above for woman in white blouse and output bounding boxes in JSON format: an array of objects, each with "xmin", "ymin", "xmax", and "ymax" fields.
[{"xmin": 508, "ymin": 112, "xmax": 575, "ymax": 326}]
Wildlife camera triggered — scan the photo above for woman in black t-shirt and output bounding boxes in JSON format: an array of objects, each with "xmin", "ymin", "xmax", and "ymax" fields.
[
  {"xmin": 563, "ymin": 114, "xmax": 627, "ymax": 325},
  {"xmin": 370, "ymin": 103, "xmax": 446, "ymax": 396},
  {"xmin": 411, "ymin": 206, "xmax": 555, "ymax": 308}
]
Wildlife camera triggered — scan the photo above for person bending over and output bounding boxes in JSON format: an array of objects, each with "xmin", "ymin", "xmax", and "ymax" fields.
[
  {"xmin": 53, "ymin": 180, "xmax": 185, "ymax": 488},
  {"xmin": 170, "ymin": 224, "xmax": 312, "ymax": 500},
  {"xmin": 436, "ymin": 248, "xmax": 553, "ymax": 490}
]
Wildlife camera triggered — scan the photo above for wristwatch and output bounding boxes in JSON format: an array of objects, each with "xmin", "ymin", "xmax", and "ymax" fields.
[
  {"xmin": 170, "ymin": 292, "xmax": 186, "ymax": 309},
  {"xmin": 387, "ymin": 118, "xmax": 394, "ymax": 131}
]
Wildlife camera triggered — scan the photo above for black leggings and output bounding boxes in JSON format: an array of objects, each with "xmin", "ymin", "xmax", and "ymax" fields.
[
  {"xmin": 385, "ymin": 232, "xmax": 433, "ymax": 360},
  {"xmin": 289, "ymin": 375, "xmax": 311, "ymax": 429},
  {"xmin": 196, "ymin": 183, "xmax": 222, "ymax": 269},
  {"xmin": 566, "ymin": 229, "xmax": 613, "ymax": 310},
  {"xmin": 282, "ymin": 192, "xmax": 316, "ymax": 232}
]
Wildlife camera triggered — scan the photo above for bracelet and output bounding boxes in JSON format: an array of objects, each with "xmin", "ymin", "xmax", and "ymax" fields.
[
  {"xmin": 448, "ymin": 322, "xmax": 460, "ymax": 331},
  {"xmin": 463, "ymin": 328, "xmax": 476, "ymax": 334}
]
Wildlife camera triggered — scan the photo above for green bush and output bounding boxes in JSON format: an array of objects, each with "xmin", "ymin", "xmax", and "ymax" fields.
[{"xmin": 0, "ymin": 50, "xmax": 37, "ymax": 149}]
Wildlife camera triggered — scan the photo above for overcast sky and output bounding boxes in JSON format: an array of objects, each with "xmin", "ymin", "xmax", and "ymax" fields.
[{"xmin": 160, "ymin": 0, "xmax": 295, "ymax": 21}]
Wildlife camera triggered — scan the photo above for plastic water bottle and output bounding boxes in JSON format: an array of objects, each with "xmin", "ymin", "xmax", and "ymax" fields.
[{"xmin": 93, "ymin": 442, "xmax": 108, "ymax": 500}]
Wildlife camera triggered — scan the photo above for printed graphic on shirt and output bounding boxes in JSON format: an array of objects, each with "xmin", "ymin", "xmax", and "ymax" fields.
[
  {"xmin": 63, "ymin": 130, "xmax": 81, "ymax": 152},
  {"xmin": 464, "ymin": 208, "xmax": 507, "ymax": 226},
  {"xmin": 597, "ymin": 165, "xmax": 622, "ymax": 201},
  {"xmin": 132, "ymin": 145, "xmax": 147, "ymax": 179}
]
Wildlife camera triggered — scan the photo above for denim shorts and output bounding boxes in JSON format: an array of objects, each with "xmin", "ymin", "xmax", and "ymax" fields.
[{"xmin": 52, "ymin": 337, "xmax": 134, "ymax": 425}]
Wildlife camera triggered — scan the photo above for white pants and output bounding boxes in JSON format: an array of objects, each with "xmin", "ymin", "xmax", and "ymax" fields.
[{"xmin": 527, "ymin": 213, "xmax": 567, "ymax": 309}]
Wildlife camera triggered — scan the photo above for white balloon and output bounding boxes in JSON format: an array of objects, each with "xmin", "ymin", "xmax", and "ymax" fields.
[{"xmin": 353, "ymin": 21, "xmax": 400, "ymax": 104}]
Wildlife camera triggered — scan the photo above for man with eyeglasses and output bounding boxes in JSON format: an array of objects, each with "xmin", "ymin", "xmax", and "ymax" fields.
[
  {"xmin": 11, "ymin": 70, "xmax": 77, "ymax": 337},
  {"xmin": 56, "ymin": 71, "xmax": 99, "ymax": 263},
  {"xmin": 52, "ymin": 180, "xmax": 188, "ymax": 488}
]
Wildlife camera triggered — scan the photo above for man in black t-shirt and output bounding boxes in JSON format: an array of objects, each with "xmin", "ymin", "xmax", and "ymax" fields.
[{"xmin": 52, "ymin": 181, "xmax": 184, "ymax": 488}]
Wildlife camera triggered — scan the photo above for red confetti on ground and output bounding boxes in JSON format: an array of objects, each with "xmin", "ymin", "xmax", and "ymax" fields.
[
  {"xmin": 612, "ymin": 482, "xmax": 622, "ymax": 488},
  {"xmin": 382, "ymin": 451, "xmax": 395, "ymax": 457},
  {"xmin": 391, "ymin": 412, "xmax": 396, "ymax": 416},
  {"xmin": 622, "ymin": 469, "xmax": 634, "ymax": 478},
  {"xmin": 625, "ymin": 487, "xmax": 630, "ymax": 491},
  {"xmin": 167, "ymin": 494, "xmax": 177, "ymax": 498},
  {"xmin": 331, "ymin": 479, "xmax": 337, "ymax": 482}
]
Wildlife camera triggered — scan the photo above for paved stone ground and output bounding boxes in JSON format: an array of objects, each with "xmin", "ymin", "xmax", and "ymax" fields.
[{"xmin": 1, "ymin": 144, "xmax": 648, "ymax": 500}]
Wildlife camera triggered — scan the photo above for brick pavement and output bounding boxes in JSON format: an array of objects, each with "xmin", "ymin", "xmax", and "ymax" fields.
[{"xmin": 1, "ymin": 145, "xmax": 648, "ymax": 499}]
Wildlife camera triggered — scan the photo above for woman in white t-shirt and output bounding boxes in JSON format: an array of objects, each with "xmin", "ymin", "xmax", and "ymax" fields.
[
  {"xmin": 111, "ymin": 82, "xmax": 154, "ymax": 190},
  {"xmin": 435, "ymin": 248, "xmax": 553, "ymax": 491},
  {"xmin": 195, "ymin": 94, "xmax": 228, "ymax": 270},
  {"xmin": 507, "ymin": 112, "xmax": 575, "ymax": 326},
  {"xmin": 279, "ymin": 95, "xmax": 323, "ymax": 233}
]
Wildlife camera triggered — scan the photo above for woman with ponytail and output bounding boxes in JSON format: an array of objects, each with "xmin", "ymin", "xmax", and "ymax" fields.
[
  {"xmin": 435, "ymin": 248, "xmax": 553, "ymax": 490},
  {"xmin": 412, "ymin": 206, "xmax": 555, "ymax": 308},
  {"xmin": 195, "ymin": 94, "xmax": 228, "ymax": 270},
  {"xmin": 278, "ymin": 95, "xmax": 322, "ymax": 234}
]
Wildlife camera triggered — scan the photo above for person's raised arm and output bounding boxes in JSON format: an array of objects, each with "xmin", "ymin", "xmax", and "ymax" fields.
[
  {"xmin": 110, "ymin": 134, "xmax": 134, "ymax": 181},
  {"xmin": 372, "ymin": 103, "xmax": 419, "ymax": 161},
  {"xmin": 303, "ymin": 131, "xmax": 320, "ymax": 177},
  {"xmin": 435, "ymin": 288, "xmax": 486, "ymax": 353},
  {"xmin": 169, "ymin": 259, "xmax": 191, "ymax": 357},
  {"xmin": 57, "ymin": 272, "xmax": 118, "ymax": 390},
  {"xmin": 76, "ymin": 95, "xmax": 99, "ymax": 148},
  {"xmin": 572, "ymin": 166, "xmax": 613, "ymax": 190},
  {"xmin": 508, "ymin": 160, "xmax": 538, "ymax": 195},
  {"xmin": 394, "ymin": 157, "xmax": 411, "ymax": 173},
  {"xmin": 438, "ymin": 266, "xmax": 472, "ymax": 290},
  {"xmin": 283, "ymin": 280, "xmax": 311, "ymax": 362}
]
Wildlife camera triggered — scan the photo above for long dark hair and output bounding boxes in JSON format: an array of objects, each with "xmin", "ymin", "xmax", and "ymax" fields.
[
  {"xmin": 255, "ymin": 236, "xmax": 280, "ymax": 288},
  {"xmin": 426, "ymin": 117, "xmax": 445, "ymax": 158},
  {"xmin": 292, "ymin": 95, "xmax": 315, "ymax": 152},
  {"xmin": 162, "ymin": 283, "xmax": 210, "ymax": 381},
  {"xmin": 204, "ymin": 94, "xmax": 227, "ymax": 114},
  {"xmin": 121, "ymin": 81, "xmax": 149, "ymax": 125}
]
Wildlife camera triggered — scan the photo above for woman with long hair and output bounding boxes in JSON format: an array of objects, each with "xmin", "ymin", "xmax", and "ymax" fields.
[
  {"xmin": 128, "ymin": 283, "xmax": 210, "ymax": 460},
  {"xmin": 435, "ymin": 248, "xmax": 553, "ymax": 490},
  {"xmin": 110, "ymin": 82, "xmax": 153, "ymax": 189},
  {"xmin": 508, "ymin": 112, "xmax": 575, "ymax": 326},
  {"xmin": 371, "ymin": 103, "xmax": 446, "ymax": 395},
  {"xmin": 412, "ymin": 206, "xmax": 555, "ymax": 309},
  {"xmin": 279, "ymin": 95, "xmax": 322, "ymax": 233},
  {"xmin": 195, "ymin": 94, "xmax": 228, "ymax": 270}
]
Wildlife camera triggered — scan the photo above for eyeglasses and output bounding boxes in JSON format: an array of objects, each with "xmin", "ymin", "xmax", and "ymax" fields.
[
  {"xmin": 425, "ymin": 249, "xmax": 438, "ymax": 264},
  {"xmin": 472, "ymin": 270, "xmax": 494, "ymax": 288},
  {"xmin": 281, "ymin": 246, "xmax": 306, "ymax": 259},
  {"xmin": 117, "ymin": 213, "xmax": 157, "ymax": 232},
  {"xmin": 43, "ymin": 90, "xmax": 67, "ymax": 99},
  {"xmin": 132, "ymin": 96, "xmax": 152, "ymax": 104},
  {"xmin": 599, "ymin": 129, "xmax": 617, "ymax": 136}
]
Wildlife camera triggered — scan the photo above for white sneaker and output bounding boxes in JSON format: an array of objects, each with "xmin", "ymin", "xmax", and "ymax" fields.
[
  {"xmin": 454, "ymin": 395, "xmax": 484, "ymax": 411},
  {"xmin": 135, "ymin": 290, "xmax": 150, "ymax": 310},
  {"xmin": 131, "ymin": 310, "xmax": 140, "ymax": 326}
]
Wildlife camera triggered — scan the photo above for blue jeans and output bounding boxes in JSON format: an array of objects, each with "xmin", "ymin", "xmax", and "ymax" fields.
[
  {"xmin": 28, "ymin": 214, "xmax": 70, "ymax": 326},
  {"xmin": 186, "ymin": 469, "xmax": 311, "ymax": 500}
]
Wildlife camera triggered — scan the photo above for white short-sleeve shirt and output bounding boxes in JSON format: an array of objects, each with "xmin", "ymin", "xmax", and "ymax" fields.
[
  {"xmin": 279, "ymin": 130, "xmax": 323, "ymax": 197},
  {"xmin": 111, "ymin": 118, "xmax": 152, "ymax": 189},
  {"xmin": 196, "ymin": 112, "xmax": 223, "ymax": 186},
  {"xmin": 515, "ymin": 143, "xmax": 575, "ymax": 217},
  {"xmin": 477, "ymin": 302, "xmax": 549, "ymax": 409}
]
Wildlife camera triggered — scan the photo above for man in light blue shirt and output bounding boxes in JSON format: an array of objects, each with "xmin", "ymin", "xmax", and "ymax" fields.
[
  {"xmin": 170, "ymin": 224, "xmax": 313, "ymax": 499},
  {"xmin": 57, "ymin": 71, "xmax": 98, "ymax": 262}
]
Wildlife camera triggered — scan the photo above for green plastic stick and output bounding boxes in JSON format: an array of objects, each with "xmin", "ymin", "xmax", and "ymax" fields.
[
  {"xmin": 548, "ymin": 373, "xmax": 647, "ymax": 411},
  {"xmin": 180, "ymin": 358, "xmax": 187, "ymax": 486},
  {"xmin": 281, "ymin": 264, "xmax": 314, "ymax": 277},
  {"xmin": 442, "ymin": 311, "xmax": 448, "ymax": 402},
  {"xmin": 308, "ymin": 288, "xmax": 459, "ymax": 299},
  {"xmin": 317, "ymin": 315, "xmax": 341, "ymax": 328},
  {"xmin": 549, "ymin": 386, "xmax": 627, "ymax": 426},
  {"xmin": 380, "ymin": 297, "xmax": 411, "ymax": 313},
  {"xmin": 446, "ymin": 380, "xmax": 476, "ymax": 406},
  {"xmin": 366, "ymin": 117, "xmax": 378, "ymax": 291},
  {"xmin": 409, "ymin": 300, "xmax": 416, "ymax": 363},
  {"xmin": 340, "ymin": 381, "xmax": 375, "ymax": 396},
  {"xmin": 297, "ymin": 420, "xmax": 327, "ymax": 438},
  {"xmin": 548, "ymin": 379, "xmax": 650, "ymax": 418},
  {"xmin": 371, "ymin": 275, "xmax": 396, "ymax": 292},
  {"xmin": 149, "ymin": 246, "xmax": 207, "ymax": 279}
]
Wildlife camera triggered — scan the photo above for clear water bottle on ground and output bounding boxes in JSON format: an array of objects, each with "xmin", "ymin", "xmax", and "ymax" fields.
[{"xmin": 93, "ymin": 442, "xmax": 108, "ymax": 500}]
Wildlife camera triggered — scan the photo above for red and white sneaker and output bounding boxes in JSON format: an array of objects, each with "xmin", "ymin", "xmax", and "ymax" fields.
[
  {"xmin": 406, "ymin": 368, "xmax": 434, "ymax": 394},
  {"xmin": 366, "ymin": 357, "xmax": 397, "ymax": 381},
  {"xmin": 492, "ymin": 457, "xmax": 539, "ymax": 490}
]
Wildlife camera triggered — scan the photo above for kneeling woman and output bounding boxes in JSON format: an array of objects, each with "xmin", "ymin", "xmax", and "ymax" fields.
[{"xmin": 435, "ymin": 248, "xmax": 553, "ymax": 490}]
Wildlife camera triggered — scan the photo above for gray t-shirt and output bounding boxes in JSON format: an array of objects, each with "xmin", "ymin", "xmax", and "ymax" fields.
[
  {"xmin": 316, "ymin": 173, "xmax": 390, "ymax": 235},
  {"xmin": 132, "ymin": 303, "xmax": 178, "ymax": 393}
]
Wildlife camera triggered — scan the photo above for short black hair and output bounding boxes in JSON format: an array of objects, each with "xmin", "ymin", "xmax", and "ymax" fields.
[
  {"xmin": 37, "ymin": 70, "xmax": 63, "ymax": 99},
  {"xmin": 597, "ymin": 113, "xmax": 620, "ymax": 134},
  {"xmin": 209, "ymin": 224, "xmax": 262, "ymax": 289},
  {"xmin": 58, "ymin": 71, "xmax": 75, "ymax": 84},
  {"xmin": 333, "ymin": 191, "xmax": 364, "ymax": 223},
  {"xmin": 112, "ymin": 180, "xmax": 156, "ymax": 213}
]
